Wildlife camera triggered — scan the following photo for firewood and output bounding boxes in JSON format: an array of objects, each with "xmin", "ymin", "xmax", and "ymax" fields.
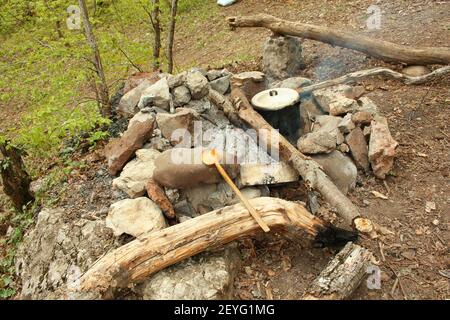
[
  {"xmin": 227, "ymin": 88, "xmax": 363, "ymax": 228},
  {"xmin": 303, "ymin": 242, "xmax": 373, "ymax": 300},
  {"xmin": 227, "ymin": 14, "xmax": 450, "ymax": 66},
  {"xmin": 70, "ymin": 197, "xmax": 357, "ymax": 299}
]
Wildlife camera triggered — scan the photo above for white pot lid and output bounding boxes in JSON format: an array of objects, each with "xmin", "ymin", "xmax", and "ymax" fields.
[{"xmin": 251, "ymin": 88, "xmax": 300, "ymax": 111}]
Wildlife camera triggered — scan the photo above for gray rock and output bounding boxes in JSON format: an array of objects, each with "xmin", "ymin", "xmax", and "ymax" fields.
[
  {"xmin": 311, "ymin": 150, "xmax": 357, "ymax": 194},
  {"xmin": 117, "ymin": 79, "xmax": 153, "ymax": 117},
  {"xmin": 297, "ymin": 131, "xmax": 336, "ymax": 154},
  {"xmin": 152, "ymin": 148, "xmax": 239, "ymax": 189},
  {"xmin": 137, "ymin": 247, "xmax": 240, "ymax": 300},
  {"xmin": 210, "ymin": 75, "xmax": 231, "ymax": 95},
  {"xmin": 138, "ymin": 78, "xmax": 171, "ymax": 110},
  {"xmin": 300, "ymin": 97, "xmax": 325, "ymax": 118},
  {"xmin": 206, "ymin": 69, "xmax": 230, "ymax": 81},
  {"xmin": 329, "ymin": 96, "xmax": 358, "ymax": 116},
  {"xmin": 312, "ymin": 84, "xmax": 352, "ymax": 113},
  {"xmin": 167, "ymin": 72, "xmax": 187, "ymax": 89},
  {"xmin": 357, "ymin": 97, "xmax": 379, "ymax": 115},
  {"xmin": 270, "ymin": 76, "xmax": 312, "ymax": 89},
  {"xmin": 172, "ymin": 85, "xmax": 191, "ymax": 107},
  {"xmin": 106, "ymin": 197, "xmax": 167, "ymax": 237},
  {"xmin": 186, "ymin": 71, "xmax": 210, "ymax": 100},
  {"xmin": 186, "ymin": 97, "xmax": 211, "ymax": 114},
  {"xmin": 112, "ymin": 149, "xmax": 161, "ymax": 198},
  {"xmin": 185, "ymin": 182, "xmax": 265, "ymax": 214},
  {"xmin": 156, "ymin": 108, "xmax": 199, "ymax": 146},
  {"xmin": 338, "ymin": 113, "xmax": 356, "ymax": 134},
  {"xmin": 15, "ymin": 208, "xmax": 118, "ymax": 299},
  {"xmin": 263, "ymin": 35, "xmax": 303, "ymax": 82}
]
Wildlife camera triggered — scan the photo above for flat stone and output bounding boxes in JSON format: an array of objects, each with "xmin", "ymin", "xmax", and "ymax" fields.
[
  {"xmin": 368, "ymin": 116, "xmax": 398, "ymax": 179},
  {"xmin": 186, "ymin": 71, "xmax": 210, "ymax": 100},
  {"xmin": 344, "ymin": 85, "xmax": 366, "ymax": 100},
  {"xmin": 112, "ymin": 149, "xmax": 161, "ymax": 198},
  {"xmin": 357, "ymin": 97, "xmax": 379, "ymax": 115},
  {"xmin": 230, "ymin": 71, "xmax": 267, "ymax": 100},
  {"xmin": 311, "ymin": 150, "xmax": 357, "ymax": 194},
  {"xmin": 123, "ymin": 72, "xmax": 161, "ymax": 94},
  {"xmin": 338, "ymin": 113, "xmax": 356, "ymax": 134},
  {"xmin": 105, "ymin": 112, "xmax": 155, "ymax": 176},
  {"xmin": 167, "ymin": 72, "xmax": 187, "ymax": 89},
  {"xmin": 185, "ymin": 182, "xmax": 265, "ymax": 214},
  {"xmin": 238, "ymin": 162, "xmax": 299, "ymax": 186},
  {"xmin": 329, "ymin": 96, "xmax": 359, "ymax": 116},
  {"xmin": 172, "ymin": 85, "xmax": 191, "ymax": 107},
  {"xmin": 117, "ymin": 80, "xmax": 154, "ymax": 117},
  {"xmin": 210, "ymin": 75, "xmax": 231, "ymax": 95},
  {"xmin": 106, "ymin": 197, "xmax": 167, "ymax": 237},
  {"xmin": 402, "ymin": 65, "xmax": 430, "ymax": 77},
  {"xmin": 297, "ymin": 131, "xmax": 336, "ymax": 154},
  {"xmin": 152, "ymin": 148, "xmax": 239, "ymax": 189},
  {"xmin": 156, "ymin": 108, "xmax": 199, "ymax": 146},
  {"xmin": 137, "ymin": 247, "xmax": 240, "ymax": 300},
  {"xmin": 138, "ymin": 78, "xmax": 171, "ymax": 110},
  {"xmin": 352, "ymin": 110, "xmax": 374, "ymax": 126},
  {"xmin": 312, "ymin": 84, "xmax": 352, "ymax": 113},
  {"xmin": 346, "ymin": 127, "xmax": 370, "ymax": 172},
  {"xmin": 263, "ymin": 35, "xmax": 303, "ymax": 82}
]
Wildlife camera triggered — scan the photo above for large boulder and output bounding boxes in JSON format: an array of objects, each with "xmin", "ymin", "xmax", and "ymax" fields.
[
  {"xmin": 368, "ymin": 116, "xmax": 398, "ymax": 179},
  {"xmin": 156, "ymin": 108, "xmax": 199, "ymax": 146},
  {"xmin": 105, "ymin": 197, "xmax": 167, "ymax": 237},
  {"xmin": 152, "ymin": 148, "xmax": 239, "ymax": 189},
  {"xmin": 136, "ymin": 247, "xmax": 240, "ymax": 300},
  {"xmin": 15, "ymin": 208, "xmax": 118, "ymax": 299},
  {"xmin": 138, "ymin": 77, "xmax": 171, "ymax": 110},
  {"xmin": 186, "ymin": 71, "xmax": 210, "ymax": 100},
  {"xmin": 117, "ymin": 80, "xmax": 154, "ymax": 117},
  {"xmin": 112, "ymin": 149, "xmax": 161, "ymax": 198},
  {"xmin": 263, "ymin": 35, "xmax": 303, "ymax": 82},
  {"xmin": 311, "ymin": 150, "xmax": 357, "ymax": 194},
  {"xmin": 105, "ymin": 112, "xmax": 155, "ymax": 176},
  {"xmin": 209, "ymin": 75, "xmax": 231, "ymax": 95}
]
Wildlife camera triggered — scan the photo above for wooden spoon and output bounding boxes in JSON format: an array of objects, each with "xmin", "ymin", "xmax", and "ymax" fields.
[{"xmin": 202, "ymin": 148, "xmax": 270, "ymax": 232}]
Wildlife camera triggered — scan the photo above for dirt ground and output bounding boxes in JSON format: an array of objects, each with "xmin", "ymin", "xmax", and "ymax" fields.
[{"xmin": 1, "ymin": 0, "xmax": 449, "ymax": 300}]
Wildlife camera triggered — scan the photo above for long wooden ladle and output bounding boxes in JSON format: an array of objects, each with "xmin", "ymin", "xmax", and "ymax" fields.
[{"xmin": 201, "ymin": 148, "xmax": 270, "ymax": 232}]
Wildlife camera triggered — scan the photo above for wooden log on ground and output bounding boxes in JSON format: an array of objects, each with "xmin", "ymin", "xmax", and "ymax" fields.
[
  {"xmin": 227, "ymin": 88, "xmax": 362, "ymax": 227},
  {"xmin": 303, "ymin": 242, "xmax": 373, "ymax": 300},
  {"xmin": 71, "ymin": 197, "xmax": 357, "ymax": 299},
  {"xmin": 300, "ymin": 66, "xmax": 450, "ymax": 95},
  {"xmin": 227, "ymin": 14, "xmax": 450, "ymax": 66}
]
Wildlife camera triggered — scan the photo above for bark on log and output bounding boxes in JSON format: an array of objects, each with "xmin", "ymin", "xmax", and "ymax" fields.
[
  {"xmin": 71, "ymin": 197, "xmax": 357, "ymax": 299},
  {"xmin": 300, "ymin": 66, "xmax": 450, "ymax": 95},
  {"xmin": 227, "ymin": 14, "xmax": 450, "ymax": 66},
  {"xmin": 227, "ymin": 88, "xmax": 362, "ymax": 227},
  {"xmin": 0, "ymin": 140, "xmax": 34, "ymax": 212},
  {"xmin": 303, "ymin": 242, "xmax": 372, "ymax": 300}
]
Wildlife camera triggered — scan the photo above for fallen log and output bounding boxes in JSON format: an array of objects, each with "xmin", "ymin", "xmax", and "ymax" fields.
[
  {"xmin": 300, "ymin": 66, "xmax": 450, "ymax": 95},
  {"xmin": 227, "ymin": 14, "xmax": 450, "ymax": 66},
  {"xmin": 303, "ymin": 242, "xmax": 373, "ymax": 300},
  {"xmin": 227, "ymin": 88, "xmax": 362, "ymax": 227},
  {"xmin": 71, "ymin": 197, "xmax": 357, "ymax": 299}
]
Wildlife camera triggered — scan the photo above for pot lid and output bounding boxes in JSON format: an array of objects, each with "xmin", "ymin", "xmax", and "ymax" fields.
[{"xmin": 251, "ymin": 88, "xmax": 300, "ymax": 111}]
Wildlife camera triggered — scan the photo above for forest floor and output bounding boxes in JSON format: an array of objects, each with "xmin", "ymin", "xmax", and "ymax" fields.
[{"xmin": 1, "ymin": 0, "xmax": 449, "ymax": 299}]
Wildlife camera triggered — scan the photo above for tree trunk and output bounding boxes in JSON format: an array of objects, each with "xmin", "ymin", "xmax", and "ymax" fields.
[
  {"xmin": 227, "ymin": 14, "xmax": 450, "ymax": 66},
  {"xmin": 226, "ymin": 88, "xmax": 362, "ymax": 228},
  {"xmin": 0, "ymin": 140, "xmax": 34, "ymax": 212},
  {"xmin": 78, "ymin": 0, "xmax": 110, "ymax": 118},
  {"xmin": 70, "ymin": 197, "xmax": 357, "ymax": 299},
  {"xmin": 166, "ymin": 0, "xmax": 178, "ymax": 74},
  {"xmin": 303, "ymin": 242, "xmax": 372, "ymax": 300},
  {"xmin": 151, "ymin": 0, "xmax": 161, "ymax": 70}
]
